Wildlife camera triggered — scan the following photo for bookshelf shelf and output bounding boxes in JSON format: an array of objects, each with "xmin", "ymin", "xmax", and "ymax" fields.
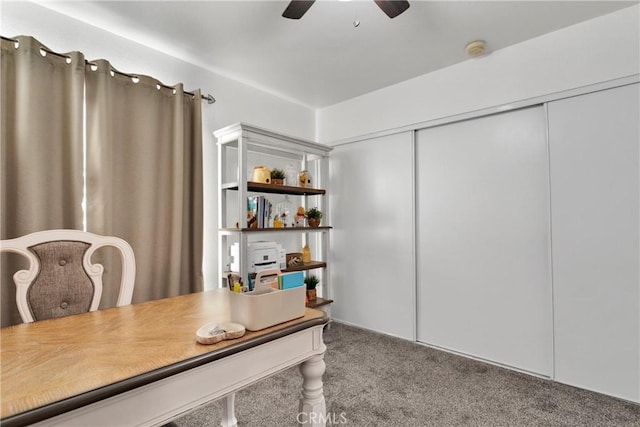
[
  {"xmin": 306, "ymin": 297, "xmax": 334, "ymax": 309},
  {"xmin": 222, "ymin": 181, "xmax": 326, "ymax": 196}
]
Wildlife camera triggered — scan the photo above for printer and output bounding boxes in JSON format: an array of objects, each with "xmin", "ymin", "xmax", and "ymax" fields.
[{"xmin": 230, "ymin": 241, "xmax": 286, "ymax": 273}]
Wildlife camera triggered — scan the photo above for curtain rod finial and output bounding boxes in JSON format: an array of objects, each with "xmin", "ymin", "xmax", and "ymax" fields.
[{"xmin": 204, "ymin": 94, "xmax": 215, "ymax": 104}]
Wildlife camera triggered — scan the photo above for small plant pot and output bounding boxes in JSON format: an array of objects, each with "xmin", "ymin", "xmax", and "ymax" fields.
[
  {"xmin": 271, "ymin": 178, "xmax": 284, "ymax": 185},
  {"xmin": 307, "ymin": 218, "xmax": 321, "ymax": 228},
  {"xmin": 306, "ymin": 289, "xmax": 317, "ymax": 301}
]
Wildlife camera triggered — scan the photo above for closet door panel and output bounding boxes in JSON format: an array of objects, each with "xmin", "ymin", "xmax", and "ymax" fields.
[
  {"xmin": 330, "ymin": 132, "xmax": 414, "ymax": 340},
  {"xmin": 416, "ymin": 106, "xmax": 552, "ymax": 375},
  {"xmin": 548, "ymin": 83, "xmax": 640, "ymax": 402}
]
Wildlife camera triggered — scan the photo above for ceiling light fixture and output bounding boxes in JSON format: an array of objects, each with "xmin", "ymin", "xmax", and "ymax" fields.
[{"xmin": 465, "ymin": 40, "xmax": 487, "ymax": 57}]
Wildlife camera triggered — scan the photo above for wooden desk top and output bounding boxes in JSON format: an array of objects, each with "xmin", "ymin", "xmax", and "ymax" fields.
[{"xmin": 1, "ymin": 289, "xmax": 327, "ymax": 424}]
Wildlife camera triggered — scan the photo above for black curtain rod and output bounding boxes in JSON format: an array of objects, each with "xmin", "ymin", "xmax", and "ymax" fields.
[{"xmin": 2, "ymin": 35, "xmax": 216, "ymax": 104}]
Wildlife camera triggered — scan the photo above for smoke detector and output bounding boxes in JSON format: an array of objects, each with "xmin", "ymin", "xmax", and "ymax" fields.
[{"xmin": 465, "ymin": 40, "xmax": 487, "ymax": 57}]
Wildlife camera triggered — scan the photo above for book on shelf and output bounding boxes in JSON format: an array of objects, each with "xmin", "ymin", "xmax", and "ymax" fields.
[
  {"xmin": 247, "ymin": 195, "xmax": 272, "ymax": 228},
  {"xmin": 247, "ymin": 196, "xmax": 257, "ymax": 228}
]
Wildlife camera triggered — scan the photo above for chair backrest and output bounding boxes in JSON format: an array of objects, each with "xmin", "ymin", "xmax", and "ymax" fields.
[{"xmin": 1, "ymin": 229, "xmax": 135, "ymax": 323}]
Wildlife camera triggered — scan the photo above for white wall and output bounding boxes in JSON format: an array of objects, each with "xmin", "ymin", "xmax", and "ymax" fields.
[
  {"xmin": 1, "ymin": 1, "xmax": 315, "ymax": 290},
  {"xmin": 316, "ymin": 5, "xmax": 640, "ymax": 143}
]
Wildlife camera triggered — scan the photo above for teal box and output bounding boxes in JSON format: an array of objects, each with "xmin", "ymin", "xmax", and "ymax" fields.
[{"xmin": 279, "ymin": 271, "xmax": 304, "ymax": 290}]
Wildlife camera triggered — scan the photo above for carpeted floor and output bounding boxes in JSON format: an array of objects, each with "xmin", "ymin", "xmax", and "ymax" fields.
[{"xmin": 168, "ymin": 322, "xmax": 640, "ymax": 426}]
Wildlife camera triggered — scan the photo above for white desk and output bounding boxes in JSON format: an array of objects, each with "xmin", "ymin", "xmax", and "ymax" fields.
[{"xmin": 1, "ymin": 289, "xmax": 328, "ymax": 426}]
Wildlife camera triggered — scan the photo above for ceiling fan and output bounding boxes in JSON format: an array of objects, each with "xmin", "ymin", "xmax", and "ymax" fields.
[{"xmin": 282, "ymin": 0, "xmax": 410, "ymax": 20}]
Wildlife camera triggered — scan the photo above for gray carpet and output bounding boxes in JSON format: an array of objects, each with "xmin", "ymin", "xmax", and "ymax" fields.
[{"xmin": 168, "ymin": 322, "xmax": 640, "ymax": 426}]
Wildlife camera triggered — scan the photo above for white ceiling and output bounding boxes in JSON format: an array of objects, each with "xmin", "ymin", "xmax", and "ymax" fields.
[{"xmin": 37, "ymin": 0, "xmax": 637, "ymax": 109}]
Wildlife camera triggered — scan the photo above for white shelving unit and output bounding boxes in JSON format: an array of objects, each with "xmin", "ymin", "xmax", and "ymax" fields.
[{"xmin": 214, "ymin": 123, "xmax": 333, "ymax": 309}]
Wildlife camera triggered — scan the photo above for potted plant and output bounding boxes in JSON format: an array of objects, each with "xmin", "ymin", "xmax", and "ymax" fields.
[
  {"xmin": 270, "ymin": 168, "xmax": 286, "ymax": 185},
  {"xmin": 305, "ymin": 207, "xmax": 322, "ymax": 228},
  {"xmin": 304, "ymin": 275, "xmax": 320, "ymax": 301}
]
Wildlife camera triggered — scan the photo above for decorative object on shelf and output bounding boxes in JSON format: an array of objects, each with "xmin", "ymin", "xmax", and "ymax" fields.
[
  {"xmin": 298, "ymin": 170, "xmax": 309, "ymax": 188},
  {"xmin": 252, "ymin": 166, "xmax": 271, "ymax": 184},
  {"xmin": 304, "ymin": 275, "xmax": 320, "ymax": 301},
  {"xmin": 275, "ymin": 195, "xmax": 294, "ymax": 227},
  {"xmin": 285, "ymin": 164, "xmax": 298, "ymax": 186},
  {"xmin": 302, "ymin": 244, "xmax": 311, "ymax": 264},
  {"xmin": 305, "ymin": 207, "xmax": 323, "ymax": 228},
  {"xmin": 286, "ymin": 252, "xmax": 303, "ymax": 268},
  {"xmin": 295, "ymin": 206, "xmax": 305, "ymax": 226},
  {"xmin": 270, "ymin": 168, "xmax": 286, "ymax": 185}
]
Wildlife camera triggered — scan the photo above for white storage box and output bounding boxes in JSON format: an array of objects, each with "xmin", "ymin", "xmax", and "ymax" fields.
[{"xmin": 229, "ymin": 286, "xmax": 305, "ymax": 331}]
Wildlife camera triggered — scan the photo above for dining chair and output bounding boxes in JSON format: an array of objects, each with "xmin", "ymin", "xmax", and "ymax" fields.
[{"xmin": 1, "ymin": 229, "xmax": 136, "ymax": 323}]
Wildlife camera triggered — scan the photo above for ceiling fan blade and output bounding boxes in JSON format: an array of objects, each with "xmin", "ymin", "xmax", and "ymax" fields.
[
  {"xmin": 374, "ymin": 0, "xmax": 410, "ymax": 19},
  {"xmin": 282, "ymin": 0, "xmax": 316, "ymax": 19}
]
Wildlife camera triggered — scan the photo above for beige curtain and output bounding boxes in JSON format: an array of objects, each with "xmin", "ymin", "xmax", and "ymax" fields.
[
  {"xmin": 85, "ymin": 60, "xmax": 203, "ymax": 304},
  {"xmin": 1, "ymin": 36, "xmax": 85, "ymax": 326}
]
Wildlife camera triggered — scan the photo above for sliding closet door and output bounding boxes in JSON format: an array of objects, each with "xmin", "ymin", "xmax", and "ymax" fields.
[
  {"xmin": 416, "ymin": 106, "xmax": 552, "ymax": 375},
  {"xmin": 330, "ymin": 132, "xmax": 414, "ymax": 340},
  {"xmin": 548, "ymin": 84, "xmax": 639, "ymax": 402}
]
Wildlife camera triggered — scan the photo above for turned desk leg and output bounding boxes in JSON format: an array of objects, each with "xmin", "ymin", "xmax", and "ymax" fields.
[
  {"xmin": 220, "ymin": 393, "xmax": 237, "ymax": 427},
  {"xmin": 298, "ymin": 353, "xmax": 327, "ymax": 427}
]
